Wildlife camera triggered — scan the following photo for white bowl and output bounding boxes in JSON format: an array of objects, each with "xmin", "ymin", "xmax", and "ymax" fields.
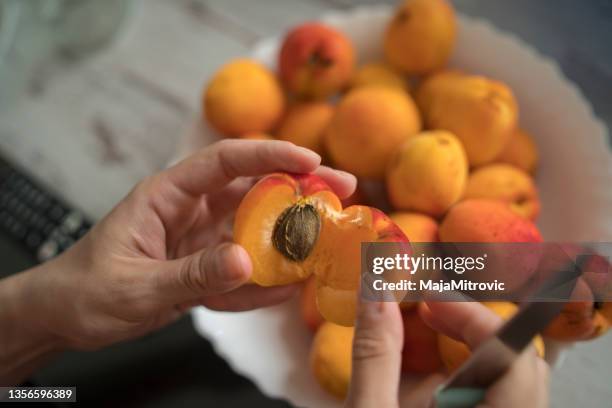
[{"xmin": 175, "ymin": 5, "xmax": 612, "ymax": 407}]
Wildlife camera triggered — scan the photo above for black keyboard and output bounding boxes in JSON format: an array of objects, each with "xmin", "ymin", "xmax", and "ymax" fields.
[{"xmin": 0, "ymin": 155, "xmax": 92, "ymax": 263}]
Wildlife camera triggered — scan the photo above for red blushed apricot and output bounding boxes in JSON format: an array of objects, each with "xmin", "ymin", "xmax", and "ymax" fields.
[
  {"xmin": 439, "ymin": 199, "xmax": 542, "ymax": 243},
  {"xmin": 279, "ymin": 22, "xmax": 355, "ymax": 99},
  {"xmin": 301, "ymin": 277, "xmax": 324, "ymax": 333},
  {"xmin": 401, "ymin": 308, "xmax": 443, "ymax": 374},
  {"xmin": 234, "ymin": 173, "xmax": 409, "ymax": 326}
]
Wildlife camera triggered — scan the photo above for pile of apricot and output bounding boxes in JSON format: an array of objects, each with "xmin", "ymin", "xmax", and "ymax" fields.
[{"xmin": 201, "ymin": 0, "xmax": 611, "ymax": 399}]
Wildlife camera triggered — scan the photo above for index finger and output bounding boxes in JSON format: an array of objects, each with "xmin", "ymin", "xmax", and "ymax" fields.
[{"xmin": 165, "ymin": 139, "xmax": 321, "ymax": 195}]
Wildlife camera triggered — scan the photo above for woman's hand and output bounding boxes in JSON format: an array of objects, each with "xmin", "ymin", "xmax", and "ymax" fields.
[
  {"xmin": 345, "ymin": 301, "xmax": 549, "ymax": 408},
  {"xmin": 0, "ymin": 139, "xmax": 356, "ymax": 384}
]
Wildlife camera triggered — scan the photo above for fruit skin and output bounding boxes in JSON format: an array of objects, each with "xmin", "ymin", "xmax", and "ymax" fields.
[
  {"xmin": 276, "ymin": 102, "xmax": 334, "ymax": 156},
  {"xmin": 543, "ymin": 279, "xmax": 611, "ymax": 341},
  {"xmin": 439, "ymin": 199, "xmax": 542, "ymax": 243},
  {"xmin": 234, "ymin": 173, "xmax": 342, "ymax": 286},
  {"xmin": 401, "ymin": 308, "xmax": 443, "ymax": 374},
  {"xmin": 464, "ymin": 163, "xmax": 540, "ymax": 220},
  {"xmin": 386, "ymin": 131, "xmax": 468, "ymax": 217},
  {"xmin": 310, "ymin": 322, "xmax": 354, "ymax": 399},
  {"xmin": 495, "ymin": 128, "xmax": 539, "ymax": 174},
  {"xmin": 301, "ymin": 277, "xmax": 325, "ymax": 333},
  {"xmin": 416, "ymin": 72, "xmax": 518, "ymax": 167},
  {"xmin": 350, "ymin": 63, "xmax": 406, "ymax": 90},
  {"xmin": 438, "ymin": 302, "xmax": 545, "ymax": 372},
  {"xmin": 204, "ymin": 59, "xmax": 285, "ymax": 136},
  {"xmin": 234, "ymin": 173, "xmax": 409, "ymax": 326},
  {"xmin": 384, "ymin": 0, "xmax": 456, "ymax": 75},
  {"xmin": 326, "ymin": 87, "xmax": 422, "ymax": 179},
  {"xmin": 390, "ymin": 212, "xmax": 438, "ymax": 242},
  {"xmin": 279, "ymin": 22, "xmax": 355, "ymax": 99}
]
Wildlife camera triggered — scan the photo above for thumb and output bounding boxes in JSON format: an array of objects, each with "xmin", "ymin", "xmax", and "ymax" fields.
[
  {"xmin": 153, "ymin": 243, "xmax": 252, "ymax": 306},
  {"xmin": 345, "ymin": 300, "xmax": 403, "ymax": 408}
]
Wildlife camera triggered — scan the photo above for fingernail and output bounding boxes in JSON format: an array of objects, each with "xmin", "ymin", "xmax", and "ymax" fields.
[
  {"xmin": 295, "ymin": 146, "xmax": 321, "ymax": 164},
  {"xmin": 216, "ymin": 244, "xmax": 251, "ymax": 284}
]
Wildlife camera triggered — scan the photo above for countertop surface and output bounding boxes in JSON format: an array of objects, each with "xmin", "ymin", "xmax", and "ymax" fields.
[{"xmin": 0, "ymin": 0, "xmax": 610, "ymax": 406}]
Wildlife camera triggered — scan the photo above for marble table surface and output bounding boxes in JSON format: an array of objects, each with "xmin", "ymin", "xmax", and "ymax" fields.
[{"xmin": 0, "ymin": 0, "xmax": 610, "ymax": 406}]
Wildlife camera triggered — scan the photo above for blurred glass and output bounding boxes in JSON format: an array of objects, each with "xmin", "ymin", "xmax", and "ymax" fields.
[{"xmin": 0, "ymin": 0, "xmax": 134, "ymax": 106}]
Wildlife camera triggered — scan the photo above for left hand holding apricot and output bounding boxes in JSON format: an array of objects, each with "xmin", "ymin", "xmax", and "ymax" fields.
[{"xmin": 14, "ymin": 139, "xmax": 356, "ymax": 351}]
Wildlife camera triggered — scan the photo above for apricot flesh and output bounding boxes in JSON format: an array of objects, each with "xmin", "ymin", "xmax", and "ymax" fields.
[
  {"xmin": 384, "ymin": 0, "xmax": 456, "ymax": 74},
  {"xmin": 301, "ymin": 277, "xmax": 324, "ymax": 333},
  {"xmin": 386, "ymin": 130, "xmax": 468, "ymax": 217},
  {"xmin": 325, "ymin": 86, "xmax": 422, "ymax": 179},
  {"xmin": 310, "ymin": 322, "xmax": 354, "ymax": 399},
  {"xmin": 464, "ymin": 163, "xmax": 540, "ymax": 220},
  {"xmin": 204, "ymin": 59, "xmax": 285, "ymax": 136},
  {"xmin": 234, "ymin": 173, "xmax": 408, "ymax": 326}
]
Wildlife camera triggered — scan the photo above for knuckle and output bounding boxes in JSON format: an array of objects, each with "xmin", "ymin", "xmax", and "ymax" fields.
[
  {"xmin": 179, "ymin": 251, "xmax": 211, "ymax": 294},
  {"xmin": 352, "ymin": 328, "xmax": 395, "ymax": 362}
]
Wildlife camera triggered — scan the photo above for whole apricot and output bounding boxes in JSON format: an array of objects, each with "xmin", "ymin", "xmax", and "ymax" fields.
[
  {"xmin": 384, "ymin": 0, "xmax": 456, "ymax": 75},
  {"xmin": 310, "ymin": 322, "xmax": 354, "ymax": 399},
  {"xmin": 276, "ymin": 102, "xmax": 334, "ymax": 155},
  {"xmin": 438, "ymin": 302, "xmax": 545, "ymax": 372},
  {"xmin": 326, "ymin": 87, "xmax": 422, "ymax": 179},
  {"xmin": 439, "ymin": 199, "xmax": 542, "ymax": 243},
  {"xmin": 464, "ymin": 164, "xmax": 540, "ymax": 220},
  {"xmin": 495, "ymin": 128, "xmax": 539, "ymax": 174},
  {"xmin": 390, "ymin": 212, "xmax": 438, "ymax": 242},
  {"xmin": 386, "ymin": 131, "xmax": 468, "ymax": 217},
  {"xmin": 402, "ymin": 308, "xmax": 443, "ymax": 374},
  {"xmin": 350, "ymin": 62, "xmax": 406, "ymax": 90},
  {"xmin": 279, "ymin": 22, "xmax": 355, "ymax": 99},
  {"xmin": 204, "ymin": 59, "xmax": 285, "ymax": 136},
  {"xmin": 233, "ymin": 173, "xmax": 408, "ymax": 326},
  {"xmin": 416, "ymin": 72, "xmax": 518, "ymax": 166}
]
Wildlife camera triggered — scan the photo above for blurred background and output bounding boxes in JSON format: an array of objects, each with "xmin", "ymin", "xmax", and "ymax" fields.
[{"xmin": 0, "ymin": 0, "xmax": 610, "ymax": 406}]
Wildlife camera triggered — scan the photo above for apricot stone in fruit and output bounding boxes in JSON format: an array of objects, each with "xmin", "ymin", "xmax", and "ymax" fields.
[
  {"xmin": 464, "ymin": 164, "xmax": 540, "ymax": 220},
  {"xmin": 204, "ymin": 59, "xmax": 284, "ymax": 137},
  {"xmin": 276, "ymin": 102, "xmax": 334, "ymax": 155},
  {"xmin": 310, "ymin": 322, "xmax": 354, "ymax": 399},
  {"xmin": 279, "ymin": 22, "xmax": 355, "ymax": 99},
  {"xmin": 384, "ymin": 0, "xmax": 456, "ymax": 75},
  {"xmin": 386, "ymin": 131, "xmax": 468, "ymax": 217},
  {"xmin": 326, "ymin": 87, "xmax": 422, "ymax": 179}
]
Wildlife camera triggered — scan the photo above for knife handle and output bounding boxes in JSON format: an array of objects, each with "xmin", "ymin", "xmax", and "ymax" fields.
[{"xmin": 434, "ymin": 387, "xmax": 486, "ymax": 408}]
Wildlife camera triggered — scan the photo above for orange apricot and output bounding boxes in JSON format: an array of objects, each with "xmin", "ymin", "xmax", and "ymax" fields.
[
  {"xmin": 464, "ymin": 164, "xmax": 540, "ymax": 220},
  {"xmin": 384, "ymin": 0, "xmax": 456, "ymax": 75},
  {"xmin": 386, "ymin": 131, "xmax": 468, "ymax": 217},
  {"xmin": 276, "ymin": 102, "xmax": 334, "ymax": 155},
  {"xmin": 495, "ymin": 128, "xmax": 539, "ymax": 174},
  {"xmin": 416, "ymin": 72, "xmax": 518, "ymax": 167},
  {"xmin": 301, "ymin": 277, "xmax": 324, "ymax": 333},
  {"xmin": 204, "ymin": 59, "xmax": 284, "ymax": 136},
  {"xmin": 390, "ymin": 212, "xmax": 438, "ymax": 242},
  {"xmin": 350, "ymin": 62, "xmax": 406, "ymax": 90},
  {"xmin": 310, "ymin": 322, "xmax": 354, "ymax": 399},
  {"xmin": 325, "ymin": 87, "xmax": 422, "ymax": 179},
  {"xmin": 240, "ymin": 132, "xmax": 274, "ymax": 140},
  {"xmin": 279, "ymin": 22, "xmax": 355, "ymax": 99}
]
